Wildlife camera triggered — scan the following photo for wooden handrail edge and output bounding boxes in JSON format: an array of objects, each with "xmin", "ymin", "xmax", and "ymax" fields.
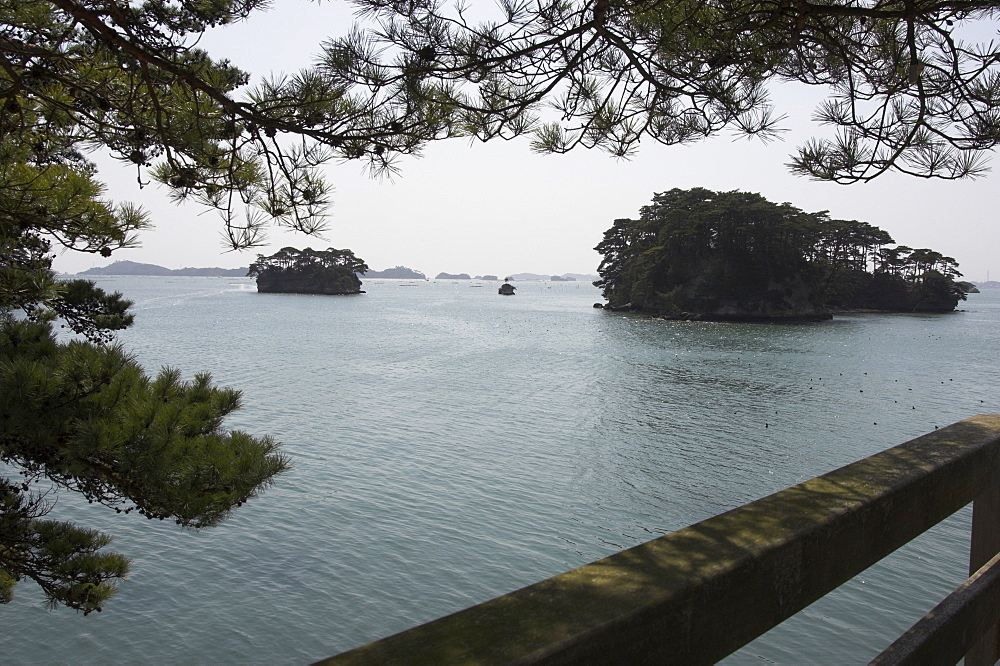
[{"xmin": 317, "ymin": 415, "xmax": 1000, "ymax": 665}]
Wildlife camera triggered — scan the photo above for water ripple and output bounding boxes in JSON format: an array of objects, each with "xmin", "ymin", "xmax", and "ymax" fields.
[{"xmin": 6, "ymin": 278, "xmax": 999, "ymax": 664}]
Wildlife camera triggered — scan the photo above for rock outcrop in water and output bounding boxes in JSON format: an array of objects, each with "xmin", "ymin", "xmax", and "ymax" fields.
[
  {"xmin": 605, "ymin": 260, "xmax": 829, "ymax": 321},
  {"xmin": 249, "ymin": 247, "xmax": 368, "ymax": 295}
]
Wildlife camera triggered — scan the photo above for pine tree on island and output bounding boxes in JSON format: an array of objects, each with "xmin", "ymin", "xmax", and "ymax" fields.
[
  {"xmin": 248, "ymin": 247, "xmax": 369, "ymax": 295},
  {"xmin": 595, "ymin": 188, "xmax": 970, "ymax": 320}
]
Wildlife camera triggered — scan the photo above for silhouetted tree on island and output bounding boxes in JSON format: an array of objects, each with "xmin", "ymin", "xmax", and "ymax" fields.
[
  {"xmin": 595, "ymin": 188, "xmax": 968, "ymax": 319},
  {"xmin": 248, "ymin": 247, "xmax": 369, "ymax": 294}
]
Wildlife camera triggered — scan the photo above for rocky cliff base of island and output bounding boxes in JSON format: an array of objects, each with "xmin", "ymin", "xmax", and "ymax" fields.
[{"xmin": 255, "ymin": 272, "xmax": 363, "ymax": 295}]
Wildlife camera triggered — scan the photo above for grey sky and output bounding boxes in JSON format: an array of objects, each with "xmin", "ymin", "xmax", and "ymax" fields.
[{"xmin": 52, "ymin": 1, "xmax": 999, "ymax": 282}]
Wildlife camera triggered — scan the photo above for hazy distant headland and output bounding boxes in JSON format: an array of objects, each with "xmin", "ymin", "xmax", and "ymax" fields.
[
  {"xmin": 76, "ymin": 260, "xmax": 247, "ymax": 277},
  {"xmin": 366, "ymin": 266, "xmax": 426, "ymax": 279},
  {"xmin": 74, "ymin": 261, "xmax": 600, "ymax": 283}
]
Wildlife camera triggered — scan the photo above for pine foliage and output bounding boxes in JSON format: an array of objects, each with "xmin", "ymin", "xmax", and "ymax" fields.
[
  {"xmin": 0, "ymin": 0, "xmax": 338, "ymax": 613},
  {"xmin": 333, "ymin": 0, "xmax": 1000, "ymax": 182},
  {"xmin": 1, "ymin": 477, "xmax": 129, "ymax": 614},
  {"xmin": 0, "ymin": 313, "xmax": 291, "ymax": 612},
  {"xmin": 1, "ymin": 317, "xmax": 288, "ymax": 529}
]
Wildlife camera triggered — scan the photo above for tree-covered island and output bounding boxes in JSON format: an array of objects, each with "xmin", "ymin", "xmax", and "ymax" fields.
[
  {"xmin": 595, "ymin": 188, "xmax": 969, "ymax": 321},
  {"xmin": 248, "ymin": 247, "xmax": 368, "ymax": 295}
]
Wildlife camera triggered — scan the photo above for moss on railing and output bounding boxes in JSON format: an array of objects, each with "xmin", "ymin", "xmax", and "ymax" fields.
[{"xmin": 317, "ymin": 415, "xmax": 1000, "ymax": 665}]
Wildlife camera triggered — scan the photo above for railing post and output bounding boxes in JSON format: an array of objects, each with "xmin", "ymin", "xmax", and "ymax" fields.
[{"xmin": 967, "ymin": 483, "xmax": 1000, "ymax": 666}]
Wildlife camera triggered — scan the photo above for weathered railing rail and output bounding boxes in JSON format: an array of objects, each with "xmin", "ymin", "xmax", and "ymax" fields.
[{"xmin": 316, "ymin": 415, "xmax": 1000, "ymax": 665}]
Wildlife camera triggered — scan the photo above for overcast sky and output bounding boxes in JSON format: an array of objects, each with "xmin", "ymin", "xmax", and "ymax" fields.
[{"xmin": 52, "ymin": 1, "xmax": 999, "ymax": 282}]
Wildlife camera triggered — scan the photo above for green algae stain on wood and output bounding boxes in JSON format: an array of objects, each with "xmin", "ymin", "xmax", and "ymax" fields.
[{"xmin": 319, "ymin": 416, "xmax": 1000, "ymax": 665}]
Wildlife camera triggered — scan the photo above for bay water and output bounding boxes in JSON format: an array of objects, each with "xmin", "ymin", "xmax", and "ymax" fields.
[{"xmin": 4, "ymin": 277, "xmax": 999, "ymax": 663}]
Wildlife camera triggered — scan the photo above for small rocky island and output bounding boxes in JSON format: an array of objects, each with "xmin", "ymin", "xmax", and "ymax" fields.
[
  {"xmin": 249, "ymin": 247, "xmax": 368, "ymax": 295},
  {"xmin": 595, "ymin": 188, "xmax": 972, "ymax": 320}
]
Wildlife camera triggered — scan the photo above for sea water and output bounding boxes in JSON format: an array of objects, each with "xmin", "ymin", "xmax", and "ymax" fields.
[{"xmin": 3, "ymin": 277, "xmax": 998, "ymax": 663}]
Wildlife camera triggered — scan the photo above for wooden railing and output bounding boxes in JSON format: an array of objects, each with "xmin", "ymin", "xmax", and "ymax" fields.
[{"xmin": 316, "ymin": 415, "xmax": 1000, "ymax": 665}]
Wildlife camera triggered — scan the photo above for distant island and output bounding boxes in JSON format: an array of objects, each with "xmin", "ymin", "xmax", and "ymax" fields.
[
  {"xmin": 366, "ymin": 266, "xmax": 426, "ymax": 279},
  {"xmin": 508, "ymin": 272, "xmax": 598, "ymax": 282},
  {"xmin": 76, "ymin": 260, "xmax": 247, "ymax": 277},
  {"xmin": 596, "ymin": 188, "xmax": 972, "ymax": 320},
  {"xmin": 249, "ymin": 247, "xmax": 368, "ymax": 295},
  {"xmin": 71, "ymin": 262, "xmax": 601, "ymax": 284},
  {"xmin": 434, "ymin": 272, "xmax": 595, "ymax": 281}
]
